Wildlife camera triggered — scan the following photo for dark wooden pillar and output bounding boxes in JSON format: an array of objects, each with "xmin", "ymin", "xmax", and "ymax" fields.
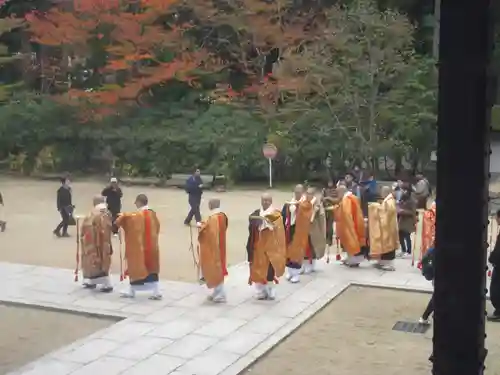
[{"xmin": 433, "ymin": 0, "xmax": 494, "ymax": 374}]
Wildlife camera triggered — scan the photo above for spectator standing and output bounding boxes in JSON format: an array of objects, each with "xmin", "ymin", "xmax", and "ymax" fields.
[
  {"xmin": 397, "ymin": 191, "xmax": 417, "ymax": 256},
  {"xmin": 184, "ymin": 168, "xmax": 203, "ymax": 225},
  {"xmin": 415, "ymin": 173, "xmax": 432, "ymax": 209},
  {"xmin": 53, "ymin": 177, "xmax": 73, "ymax": 238},
  {"xmin": 419, "ymin": 246, "xmax": 435, "ymax": 324},
  {"xmin": 488, "ymin": 209, "xmax": 500, "ymax": 321},
  {"xmin": 102, "ymin": 177, "xmax": 123, "ymax": 235},
  {"xmin": 343, "ymin": 172, "xmax": 361, "ymax": 198}
]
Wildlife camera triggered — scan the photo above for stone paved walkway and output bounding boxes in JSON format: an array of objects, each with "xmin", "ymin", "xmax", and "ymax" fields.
[{"xmin": 3, "ymin": 258, "xmax": 438, "ymax": 375}]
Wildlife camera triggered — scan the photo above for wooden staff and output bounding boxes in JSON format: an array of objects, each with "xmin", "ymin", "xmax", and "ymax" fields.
[
  {"xmin": 118, "ymin": 228, "xmax": 124, "ymax": 281},
  {"xmin": 74, "ymin": 217, "xmax": 80, "ymax": 282},
  {"xmin": 188, "ymin": 225, "xmax": 201, "ymax": 281}
]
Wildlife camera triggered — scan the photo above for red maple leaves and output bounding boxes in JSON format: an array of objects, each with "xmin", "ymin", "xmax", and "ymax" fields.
[{"xmin": 25, "ymin": 0, "xmax": 214, "ymax": 108}]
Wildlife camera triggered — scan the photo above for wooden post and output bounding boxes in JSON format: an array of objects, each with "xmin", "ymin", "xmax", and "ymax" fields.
[{"xmin": 433, "ymin": 0, "xmax": 493, "ymax": 374}]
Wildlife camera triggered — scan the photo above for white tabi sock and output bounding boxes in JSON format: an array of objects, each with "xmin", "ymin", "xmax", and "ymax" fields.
[
  {"xmin": 377, "ymin": 260, "xmax": 395, "ymax": 271},
  {"xmin": 289, "ymin": 268, "xmax": 300, "ymax": 283},
  {"xmin": 101, "ymin": 276, "xmax": 112, "ymax": 288},
  {"xmin": 120, "ymin": 285, "xmax": 136, "ymax": 298},
  {"xmin": 255, "ymin": 283, "xmax": 267, "ymax": 299},
  {"xmin": 150, "ymin": 282, "xmax": 162, "ymax": 297},
  {"xmin": 345, "ymin": 255, "xmax": 364, "ymax": 265},
  {"xmin": 82, "ymin": 278, "xmax": 94, "ymax": 286},
  {"xmin": 212, "ymin": 283, "xmax": 226, "ymax": 302},
  {"xmin": 266, "ymin": 284, "xmax": 276, "ymax": 300}
]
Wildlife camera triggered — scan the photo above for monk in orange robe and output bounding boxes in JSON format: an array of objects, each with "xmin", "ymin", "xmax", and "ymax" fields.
[
  {"xmin": 115, "ymin": 194, "xmax": 162, "ymax": 300},
  {"xmin": 197, "ymin": 198, "xmax": 228, "ymax": 303},
  {"xmin": 334, "ymin": 184, "xmax": 367, "ymax": 267},
  {"xmin": 80, "ymin": 195, "xmax": 113, "ymax": 292},
  {"xmin": 246, "ymin": 193, "xmax": 286, "ymax": 300},
  {"xmin": 304, "ymin": 188, "xmax": 327, "ymax": 273},
  {"xmin": 368, "ymin": 186, "xmax": 399, "ymax": 271},
  {"xmin": 421, "ymin": 201, "xmax": 436, "ymax": 255},
  {"xmin": 282, "ymin": 184, "xmax": 313, "ymax": 283}
]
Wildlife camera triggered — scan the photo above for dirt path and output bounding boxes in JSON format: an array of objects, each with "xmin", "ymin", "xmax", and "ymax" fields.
[
  {"xmin": 246, "ymin": 287, "xmax": 500, "ymax": 375},
  {"xmin": 0, "ymin": 304, "xmax": 115, "ymax": 374},
  {"xmin": 0, "ymin": 178, "xmax": 291, "ymax": 282}
]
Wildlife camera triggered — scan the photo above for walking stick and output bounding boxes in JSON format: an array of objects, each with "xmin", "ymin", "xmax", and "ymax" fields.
[
  {"xmin": 188, "ymin": 225, "xmax": 201, "ymax": 281},
  {"xmin": 118, "ymin": 228, "xmax": 124, "ymax": 281},
  {"xmin": 335, "ymin": 237, "xmax": 341, "ymax": 261},
  {"xmin": 74, "ymin": 217, "xmax": 80, "ymax": 282}
]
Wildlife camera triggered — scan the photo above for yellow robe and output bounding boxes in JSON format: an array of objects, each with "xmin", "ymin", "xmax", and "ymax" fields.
[
  {"xmin": 309, "ymin": 205, "xmax": 327, "ymax": 259},
  {"xmin": 115, "ymin": 209, "xmax": 160, "ymax": 283},
  {"xmin": 368, "ymin": 195, "xmax": 399, "ymax": 256},
  {"xmin": 80, "ymin": 205, "xmax": 113, "ymax": 279},
  {"xmin": 247, "ymin": 210, "xmax": 286, "ymax": 284},
  {"xmin": 334, "ymin": 194, "xmax": 366, "ymax": 255},
  {"xmin": 285, "ymin": 200, "xmax": 313, "ymax": 264},
  {"xmin": 198, "ymin": 212, "xmax": 228, "ymax": 289}
]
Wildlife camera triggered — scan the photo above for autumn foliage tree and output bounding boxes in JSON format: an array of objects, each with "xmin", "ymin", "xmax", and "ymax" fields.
[{"xmin": 26, "ymin": 0, "xmax": 217, "ymax": 110}]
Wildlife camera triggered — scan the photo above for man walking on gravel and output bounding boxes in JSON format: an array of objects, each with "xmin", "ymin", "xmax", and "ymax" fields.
[
  {"xmin": 53, "ymin": 176, "xmax": 74, "ymax": 238},
  {"xmin": 101, "ymin": 177, "xmax": 123, "ymax": 235},
  {"xmin": 184, "ymin": 168, "xmax": 203, "ymax": 226}
]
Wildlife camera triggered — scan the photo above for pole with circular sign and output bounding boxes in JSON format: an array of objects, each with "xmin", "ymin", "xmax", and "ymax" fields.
[{"xmin": 262, "ymin": 143, "xmax": 278, "ymax": 188}]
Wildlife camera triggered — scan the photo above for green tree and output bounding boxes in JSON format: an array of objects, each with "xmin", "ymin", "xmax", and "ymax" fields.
[
  {"xmin": 263, "ymin": 0, "xmax": 436, "ymax": 172},
  {"xmin": 0, "ymin": 17, "xmax": 25, "ymax": 101}
]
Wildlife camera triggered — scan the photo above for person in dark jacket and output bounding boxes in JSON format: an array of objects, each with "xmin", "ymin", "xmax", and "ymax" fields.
[
  {"xmin": 184, "ymin": 168, "xmax": 203, "ymax": 225},
  {"xmin": 53, "ymin": 177, "xmax": 73, "ymax": 238},
  {"xmin": 101, "ymin": 177, "xmax": 123, "ymax": 234},
  {"xmin": 488, "ymin": 209, "xmax": 500, "ymax": 321},
  {"xmin": 419, "ymin": 246, "xmax": 435, "ymax": 324},
  {"xmin": 398, "ymin": 191, "xmax": 417, "ymax": 256}
]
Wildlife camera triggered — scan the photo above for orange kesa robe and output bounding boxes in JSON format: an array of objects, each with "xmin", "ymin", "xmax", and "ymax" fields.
[
  {"xmin": 421, "ymin": 202, "xmax": 436, "ymax": 255},
  {"xmin": 334, "ymin": 194, "xmax": 366, "ymax": 255},
  {"xmin": 284, "ymin": 200, "xmax": 313, "ymax": 264},
  {"xmin": 115, "ymin": 209, "xmax": 160, "ymax": 283},
  {"xmin": 80, "ymin": 205, "xmax": 113, "ymax": 279},
  {"xmin": 246, "ymin": 210, "xmax": 286, "ymax": 284},
  {"xmin": 368, "ymin": 195, "xmax": 399, "ymax": 257},
  {"xmin": 198, "ymin": 212, "xmax": 228, "ymax": 289}
]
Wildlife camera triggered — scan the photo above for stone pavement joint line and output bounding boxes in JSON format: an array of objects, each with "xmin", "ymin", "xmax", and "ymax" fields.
[{"xmin": 2, "ymin": 259, "xmax": 436, "ymax": 375}]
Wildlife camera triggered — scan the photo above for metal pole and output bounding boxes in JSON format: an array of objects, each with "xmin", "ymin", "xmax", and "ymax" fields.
[
  {"xmin": 433, "ymin": 0, "xmax": 493, "ymax": 374},
  {"xmin": 268, "ymin": 158, "xmax": 273, "ymax": 188}
]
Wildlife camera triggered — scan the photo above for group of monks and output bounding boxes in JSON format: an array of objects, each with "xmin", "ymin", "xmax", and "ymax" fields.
[
  {"xmin": 78, "ymin": 194, "xmax": 162, "ymax": 300},
  {"xmin": 76, "ymin": 181, "xmax": 418, "ymax": 303}
]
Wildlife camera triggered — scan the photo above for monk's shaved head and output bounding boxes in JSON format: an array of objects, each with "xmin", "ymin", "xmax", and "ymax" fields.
[
  {"xmin": 261, "ymin": 192, "xmax": 273, "ymax": 210},
  {"xmin": 135, "ymin": 194, "xmax": 148, "ymax": 208},
  {"xmin": 208, "ymin": 198, "xmax": 220, "ymax": 210},
  {"xmin": 93, "ymin": 195, "xmax": 105, "ymax": 206},
  {"xmin": 294, "ymin": 184, "xmax": 304, "ymax": 199}
]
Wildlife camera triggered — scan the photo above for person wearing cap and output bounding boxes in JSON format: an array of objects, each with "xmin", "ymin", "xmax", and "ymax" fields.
[{"xmin": 102, "ymin": 177, "xmax": 123, "ymax": 234}]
